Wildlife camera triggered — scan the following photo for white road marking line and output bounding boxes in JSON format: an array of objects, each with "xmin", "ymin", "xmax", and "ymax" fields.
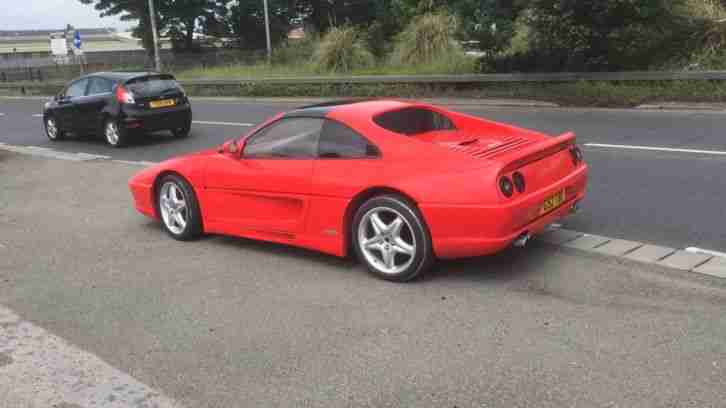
[
  {"xmin": 0, "ymin": 113, "xmax": 5, "ymax": 117},
  {"xmin": 585, "ymin": 143, "xmax": 726, "ymax": 156},
  {"xmin": 0, "ymin": 305, "xmax": 183, "ymax": 408},
  {"xmin": 113, "ymin": 159, "xmax": 159, "ymax": 166},
  {"xmin": 0, "ymin": 143, "xmax": 110, "ymax": 161},
  {"xmin": 32, "ymin": 113, "xmax": 43, "ymax": 117},
  {"xmin": 685, "ymin": 247, "xmax": 726, "ymax": 259},
  {"xmin": 193, "ymin": 120, "xmax": 254, "ymax": 127}
]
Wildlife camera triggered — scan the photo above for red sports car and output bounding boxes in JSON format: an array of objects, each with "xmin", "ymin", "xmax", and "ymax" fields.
[{"xmin": 129, "ymin": 99, "xmax": 588, "ymax": 281}]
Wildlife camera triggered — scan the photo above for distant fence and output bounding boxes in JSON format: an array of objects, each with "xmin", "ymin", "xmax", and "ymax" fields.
[{"xmin": 0, "ymin": 49, "xmax": 265, "ymax": 81}]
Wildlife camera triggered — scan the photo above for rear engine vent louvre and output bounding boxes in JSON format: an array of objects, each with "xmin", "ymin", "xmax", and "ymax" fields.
[{"xmin": 445, "ymin": 137, "xmax": 533, "ymax": 160}]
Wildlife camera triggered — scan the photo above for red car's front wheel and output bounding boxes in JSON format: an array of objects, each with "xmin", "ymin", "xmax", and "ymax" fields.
[
  {"xmin": 353, "ymin": 195, "xmax": 434, "ymax": 282},
  {"xmin": 156, "ymin": 174, "xmax": 203, "ymax": 241}
]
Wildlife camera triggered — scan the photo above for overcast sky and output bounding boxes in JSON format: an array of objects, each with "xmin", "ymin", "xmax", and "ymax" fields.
[{"xmin": 3, "ymin": 0, "xmax": 132, "ymax": 30}]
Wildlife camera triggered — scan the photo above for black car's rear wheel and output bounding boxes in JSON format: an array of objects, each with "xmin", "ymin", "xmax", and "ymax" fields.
[
  {"xmin": 172, "ymin": 117, "xmax": 192, "ymax": 138},
  {"xmin": 352, "ymin": 195, "xmax": 434, "ymax": 282},
  {"xmin": 44, "ymin": 116, "xmax": 64, "ymax": 141},
  {"xmin": 104, "ymin": 119, "xmax": 127, "ymax": 147}
]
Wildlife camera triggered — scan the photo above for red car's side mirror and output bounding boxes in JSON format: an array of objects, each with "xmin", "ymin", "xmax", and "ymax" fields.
[{"xmin": 220, "ymin": 139, "xmax": 245, "ymax": 157}]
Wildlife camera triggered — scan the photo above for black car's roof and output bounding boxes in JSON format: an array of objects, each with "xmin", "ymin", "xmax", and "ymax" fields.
[{"xmin": 81, "ymin": 71, "xmax": 169, "ymax": 82}]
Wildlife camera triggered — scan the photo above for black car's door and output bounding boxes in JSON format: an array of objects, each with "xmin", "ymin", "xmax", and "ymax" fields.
[
  {"xmin": 55, "ymin": 78, "xmax": 89, "ymax": 131},
  {"xmin": 74, "ymin": 77, "xmax": 114, "ymax": 134}
]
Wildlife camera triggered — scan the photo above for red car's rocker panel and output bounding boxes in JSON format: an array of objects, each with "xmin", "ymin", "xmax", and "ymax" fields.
[{"xmin": 129, "ymin": 99, "xmax": 589, "ymax": 281}]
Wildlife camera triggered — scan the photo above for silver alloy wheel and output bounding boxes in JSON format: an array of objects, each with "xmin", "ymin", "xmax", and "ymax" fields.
[
  {"xmin": 105, "ymin": 120, "xmax": 120, "ymax": 146},
  {"xmin": 159, "ymin": 182, "xmax": 188, "ymax": 235},
  {"xmin": 358, "ymin": 207, "xmax": 416, "ymax": 275},
  {"xmin": 46, "ymin": 118, "xmax": 58, "ymax": 140}
]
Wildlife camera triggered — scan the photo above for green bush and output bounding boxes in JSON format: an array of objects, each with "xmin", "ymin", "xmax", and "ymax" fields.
[
  {"xmin": 391, "ymin": 11, "xmax": 464, "ymax": 65},
  {"xmin": 272, "ymin": 35, "xmax": 319, "ymax": 65},
  {"xmin": 524, "ymin": 0, "xmax": 699, "ymax": 71},
  {"xmin": 313, "ymin": 26, "xmax": 374, "ymax": 73}
]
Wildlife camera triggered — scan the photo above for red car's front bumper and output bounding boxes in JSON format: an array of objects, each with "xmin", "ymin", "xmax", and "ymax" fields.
[
  {"xmin": 129, "ymin": 178, "xmax": 157, "ymax": 219},
  {"xmin": 420, "ymin": 165, "xmax": 588, "ymax": 259}
]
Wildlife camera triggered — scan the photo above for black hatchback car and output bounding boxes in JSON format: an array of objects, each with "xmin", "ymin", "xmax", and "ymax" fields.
[{"xmin": 43, "ymin": 72, "xmax": 192, "ymax": 147}]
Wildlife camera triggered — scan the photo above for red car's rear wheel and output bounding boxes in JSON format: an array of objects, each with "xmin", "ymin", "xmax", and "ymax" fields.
[{"xmin": 353, "ymin": 195, "xmax": 433, "ymax": 282}]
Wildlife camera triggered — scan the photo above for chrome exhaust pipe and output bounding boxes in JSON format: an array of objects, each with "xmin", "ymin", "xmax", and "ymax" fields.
[
  {"xmin": 570, "ymin": 200, "xmax": 581, "ymax": 214},
  {"xmin": 513, "ymin": 233, "xmax": 531, "ymax": 248}
]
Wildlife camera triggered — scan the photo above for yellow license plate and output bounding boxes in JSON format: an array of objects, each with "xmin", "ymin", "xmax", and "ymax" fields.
[
  {"xmin": 540, "ymin": 190, "xmax": 566, "ymax": 215},
  {"xmin": 149, "ymin": 99, "xmax": 176, "ymax": 108}
]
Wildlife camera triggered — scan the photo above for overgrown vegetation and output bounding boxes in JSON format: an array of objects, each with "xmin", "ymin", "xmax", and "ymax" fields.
[
  {"xmin": 390, "ymin": 12, "xmax": 461, "ymax": 65},
  {"xmin": 313, "ymin": 26, "xmax": 373, "ymax": 73},
  {"xmin": 78, "ymin": 0, "xmax": 726, "ymax": 74}
]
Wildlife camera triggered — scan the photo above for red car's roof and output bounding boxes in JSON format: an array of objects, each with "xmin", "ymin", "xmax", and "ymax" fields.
[
  {"xmin": 328, "ymin": 99, "xmax": 415, "ymax": 118},
  {"xmin": 285, "ymin": 99, "xmax": 418, "ymax": 122}
]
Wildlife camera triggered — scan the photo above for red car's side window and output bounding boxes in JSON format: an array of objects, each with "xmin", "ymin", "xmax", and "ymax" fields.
[
  {"xmin": 319, "ymin": 120, "xmax": 380, "ymax": 159},
  {"xmin": 245, "ymin": 117, "xmax": 323, "ymax": 159}
]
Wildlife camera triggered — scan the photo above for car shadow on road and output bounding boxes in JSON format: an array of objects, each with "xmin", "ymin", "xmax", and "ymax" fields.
[
  {"xmin": 180, "ymin": 228, "xmax": 546, "ymax": 284},
  {"xmin": 137, "ymin": 217, "xmax": 552, "ymax": 284},
  {"xmin": 59, "ymin": 130, "xmax": 182, "ymax": 149},
  {"xmin": 423, "ymin": 245, "xmax": 544, "ymax": 284}
]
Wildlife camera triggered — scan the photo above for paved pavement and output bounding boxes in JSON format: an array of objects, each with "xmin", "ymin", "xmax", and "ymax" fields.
[
  {"xmin": 1, "ymin": 151, "xmax": 726, "ymax": 407},
  {"xmin": 3, "ymin": 96, "xmax": 726, "ymax": 252}
]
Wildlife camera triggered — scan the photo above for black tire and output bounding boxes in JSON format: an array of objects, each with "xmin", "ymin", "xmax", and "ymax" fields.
[
  {"xmin": 156, "ymin": 174, "xmax": 203, "ymax": 241},
  {"xmin": 104, "ymin": 118, "xmax": 128, "ymax": 147},
  {"xmin": 352, "ymin": 194, "xmax": 433, "ymax": 282},
  {"xmin": 44, "ymin": 116, "xmax": 65, "ymax": 141},
  {"xmin": 172, "ymin": 118, "xmax": 191, "ymax": 138}
]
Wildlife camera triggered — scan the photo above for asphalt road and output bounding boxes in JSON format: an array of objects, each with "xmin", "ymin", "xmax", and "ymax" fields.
[
  {"xmin": 2, "ymin": 96, "xmax": 726, "ymax": 252},
  {"xmin": 1, "ymin": 152, "xmax": 726, "ymax": 407}
]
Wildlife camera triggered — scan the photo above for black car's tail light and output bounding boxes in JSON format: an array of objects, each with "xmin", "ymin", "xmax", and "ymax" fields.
[
  {"xmin": 513, "ymin": 172, "xmax": 526, "ymax": 193},
  {"xmin": 499, "ymin": 176, "xmax": 514, "ymax": 197},
  {"xmin": 569, "ymin": 145, "xmax": 583, "ymax": 164},
  {"xmin": 116, "ymin": 85, "xmax": 135, "ymax": 104}
]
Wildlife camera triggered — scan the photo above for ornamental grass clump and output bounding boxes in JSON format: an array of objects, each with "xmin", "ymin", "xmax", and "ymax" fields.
[
  {"xmin": 313, "ymin": 26, "xmax": 374, "ymax": 73},
  {"xmin": 391, "ymin": 11, "xmax": 464, "ymax": 65}
]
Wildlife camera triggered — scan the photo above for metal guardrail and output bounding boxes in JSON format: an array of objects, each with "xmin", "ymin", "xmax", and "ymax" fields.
[
  {"xmin": 180, "ymin": 71, "xmax": 726, "ymax": 85},
  {"xmin": 2, "ymin": 71, "xmax": 726, "ymax": 95}
]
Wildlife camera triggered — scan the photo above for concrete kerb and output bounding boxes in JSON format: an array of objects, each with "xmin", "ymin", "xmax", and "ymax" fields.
[
  {"xmin": 1, "ymin": 143, "xmax": 725, "ymax": 278},
  {"xmin": 636, "ymin": 102, "xmax": 726, "ymax": 112},
  {"xmin": 536, "ymin": 228, "xmax": 725, "ymax": 277}
]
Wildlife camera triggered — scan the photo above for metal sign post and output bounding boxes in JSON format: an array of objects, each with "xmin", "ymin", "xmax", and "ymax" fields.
[
  {"xmin": 73, "ymin": 30, "xmax": 85, "ymax": 74},
  {"xmin": 263, "ymin": 0, "xmax": 272, "ymax": 63},
  {"xmin": 148, "ymin": 0, "xmax": 162, "ymax": 72}
]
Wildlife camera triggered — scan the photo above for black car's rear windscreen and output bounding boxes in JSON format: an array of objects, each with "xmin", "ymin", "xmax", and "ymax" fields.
[{"xmin": 125, "ymin": 75, "xmax": 182, "ymax": 97}]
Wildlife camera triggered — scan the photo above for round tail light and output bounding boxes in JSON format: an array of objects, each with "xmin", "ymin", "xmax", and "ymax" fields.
[
  {"xmin": 513, "ymin": 172, "xmax": 526, "ymax": 193},
  {"xmin": 499, "ymin": 176, "xmax": 514, "ymax": 197}
]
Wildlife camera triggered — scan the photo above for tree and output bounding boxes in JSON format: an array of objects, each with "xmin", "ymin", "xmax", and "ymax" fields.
[
  {"xmin": 525, "ymin": 0, "xmax": 695, "ymax": 70},
  {"xmin": 79, "ymin": 0, "xmax": 160, "ymax": 56},
  {"xmin": 165, "ymin": 0, "xmax": 216, "ymax": 51},
  {"xmin": 453, "ymin": 0, "xmax": 527, "ymax": 53},
  {"xmin": 79, "ymin": 0, "xmax": 215, "ymax": 54},
  {"xmin": 224, "ymin": 0, "xmax": 294, "ymax": 50}
]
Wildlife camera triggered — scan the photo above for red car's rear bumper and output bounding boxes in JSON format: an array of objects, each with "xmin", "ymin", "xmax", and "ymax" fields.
[{"xmin": 420, "ymin": 165, "xmax": 588, "ymax": 259}]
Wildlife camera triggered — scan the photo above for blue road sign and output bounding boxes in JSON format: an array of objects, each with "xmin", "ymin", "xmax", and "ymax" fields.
[{"xmin": 73, "ymin": 31, "xmax": 81, "ymax": 49}]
